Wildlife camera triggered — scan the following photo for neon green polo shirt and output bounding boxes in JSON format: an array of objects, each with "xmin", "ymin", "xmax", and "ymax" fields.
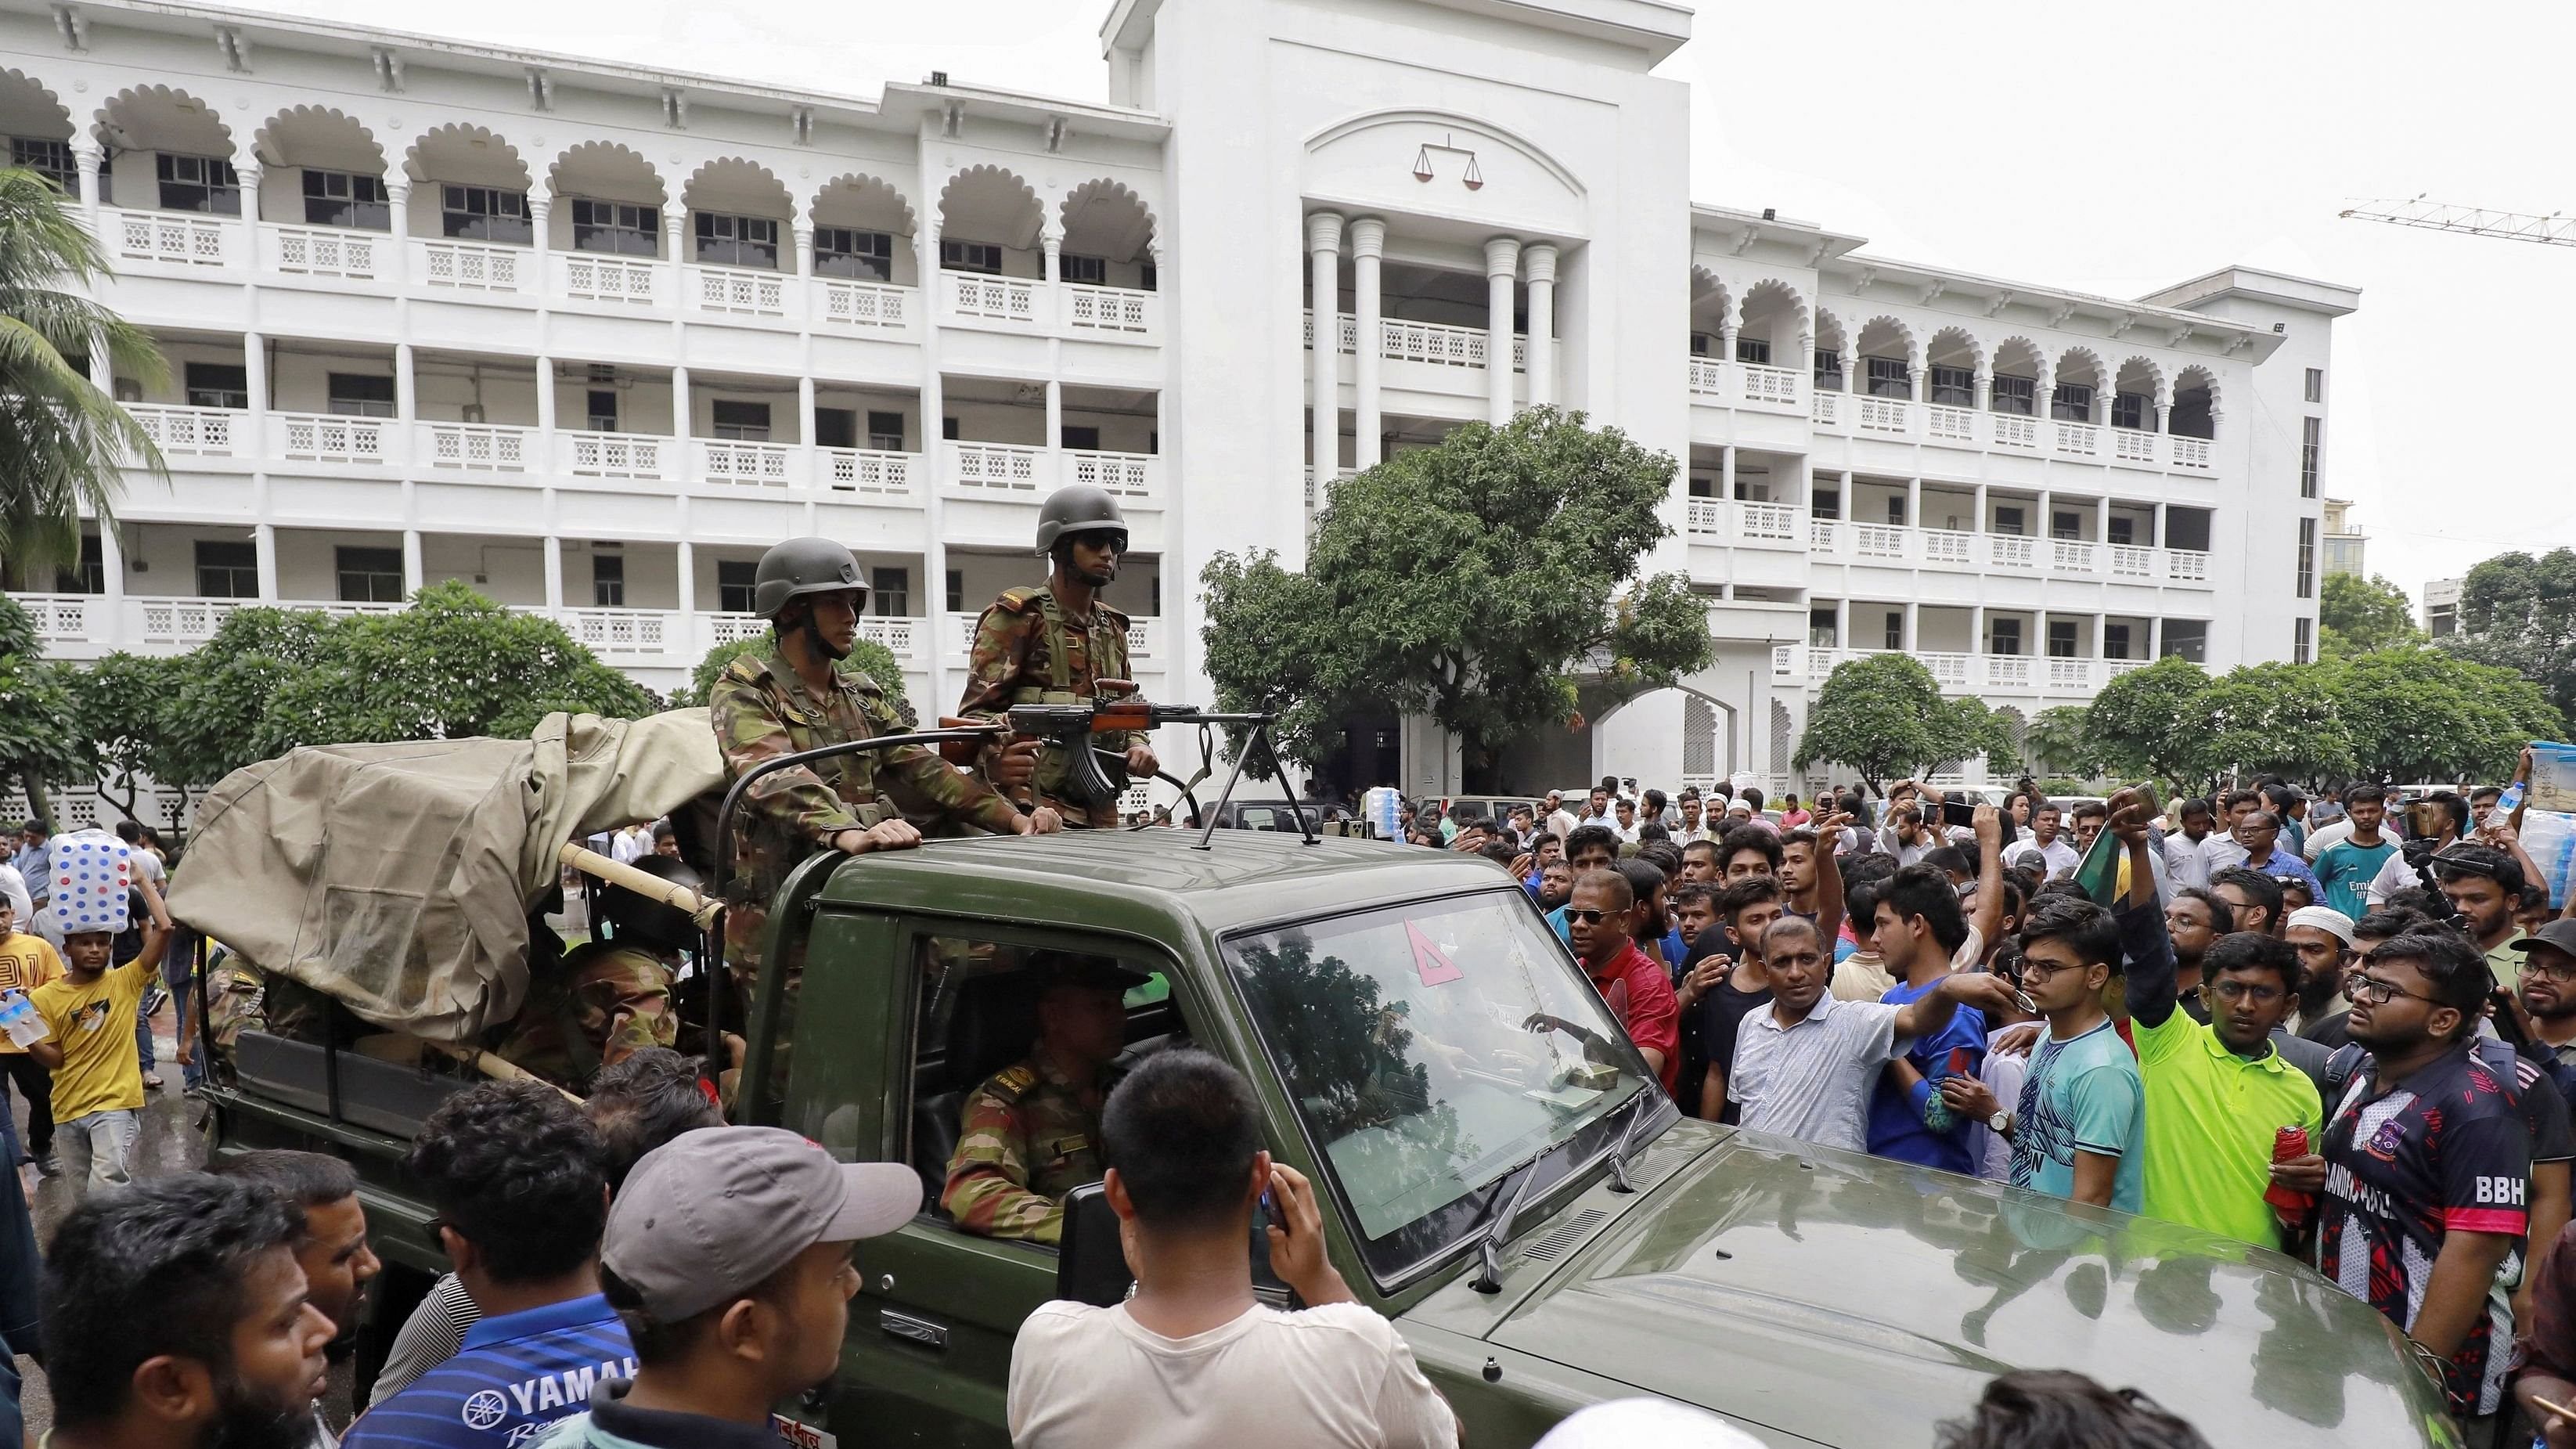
[{"xmin": 2135, "ymin": 1009, "xmax": 2324, "ymax": 1248}]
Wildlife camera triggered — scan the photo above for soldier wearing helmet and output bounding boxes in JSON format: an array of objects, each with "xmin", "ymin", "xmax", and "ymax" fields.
[
  {"xmin": 710, "ymin": 538, "xmax": 1060, "ymax": 1002},
  {"xmin": 955, "ymin": 484, "xmax": 1158, "ymax": 828},
  {"xmin": 497, "ymin": 855, "xmax": 703, "ymax": 1088}
]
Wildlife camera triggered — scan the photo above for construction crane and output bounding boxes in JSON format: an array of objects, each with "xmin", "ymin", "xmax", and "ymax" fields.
[{"xmin": 2340, "ymin": 196, "xmax": 2576, "ymax": 247}]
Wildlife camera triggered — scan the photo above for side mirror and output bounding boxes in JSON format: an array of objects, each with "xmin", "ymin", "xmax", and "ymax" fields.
[{"xmin": 1055, "ymin": 1182, "xmax": 1133, "ymax": 1307}]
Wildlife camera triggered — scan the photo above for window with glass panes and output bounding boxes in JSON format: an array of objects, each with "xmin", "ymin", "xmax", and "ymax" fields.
[
  {"xmin": 2304, "ymin": 368, "xmax": 2323, "ymax": 404},
  {"xmin": 2052, "ymin": 511, "xmax": 2081, "ymax": 541},
  {"xmin": 327, "ymin": 374, "xmax": 395, "ymax": 418},
  {"xmin": 1990, "ymin": 374, "xmax": 2035, "ymax": 416},
  {"xmin": 866, "ymin": 411, "xmax": 905, "ymax": 451},
  {"xmin": 1060, "ymin": 425, "xmax": 1101, "ymax": 452},
  {"xmin": 570, "ymin": 200, "xmax": 658, "ymax": 256},
  {"xmin": 1140, "ymin": 258, "xmax": 1156, "ymax": 291},
  {"xmin": 2108, "ymin": 517, "xmax": 2135, "ymax": 545},
  {"xmin": 813, "ymin": 409, "xmax": 856, "ymax": 450},
  {"xmin": 2294, "ymin": 618, "xmax": 2313, "ymax": 664},
  {"xmin": 441, "ymin": 186, "xmax": 531, "ymax": 243},
  {"xmin": 157, "ymin": 153, "xmax": 240, "ymax": 214},
  {"xmin": 2161, "ymin": 621, "xmax": 2207, "ymax": 662},
  {"xmin": 2297, "ymin": 518, "xmax": 2317, "ymax": 599},
  {"xmin": 1929, "ymin": 366, "xmax": 1973, "ymax": 406},
  {"xmin": 944, "ymin": 569, "xmax": 964, "ymax": 614},
  {"xmin": 592, "ymin": 553, "xmax": 625, "ymax": 607},
  {"xmin": 1688, "ymin": 333, "xmax": 1714, "ymax": 359},
  {"xmin": 1811, "ymin": 487, "xmax": 1841, "ymax": 520},
  {"xmin": 302, "ymin": 170, "xmax": 389, "ymax": 229},
  {"xmin": 812, "ymin": 228, "xmax": 892, "ymax": 280},
  {"xmin": 1883, "ymin": 611, "xmax": 1904, "ymax": 650},
  {"xmin": 1993, "ymin": 506, "xmax": 2026, "ymax": 537},
  {"xmin": 586, "ymin": 390, "xmax": 618, "ymax": 431},
  {"xmin": 1813, "ymin": 348, "xmax": 1843, "ymax": 390},
  {"xmin": 1808, "ymin": 608, "xmax": 1837, "ymax": 648},
  {"xmin": 1061, "ymin": 254, "xmax": 1106, "ymax": 285},
  {"xmin": 335, "ymin": 546, "xmax": 403, "ymax": 604},
  {"xmin": 941, "ymin": 239, "xmax": 1002, "ymax": 273},
  {"xmin": 2300, "ymin": 417, "xmax": 2322, "ymax": 497},
  {"xmin": 1864, "ymin": 356, "xmax": 1909, "ymax": 398},
  {"xmin": 2047, "ymin": 621, "xmax": 2078, "ymax": 658},
  {"xmin": 1736, "ymin": 337, "xmax": 1771, "ymax": 366},
  {"xmin": 718, "ymin": 560, "xmax": 758, "ymax": 615},
  {"xmin": 54, "ymin": 535, "xmax": 103, "ymax": 595},
  {"xmin": 2111, "ymin": 391, "xmax": 2147, "ymax": 431},
  {"xmin": 1990, "ymin": 618, "xmax": 2023, "ymax": 656},
  {"xmin": 2105, "ymin": 624, "xmax": 2132, "ymax": 660},
  {"xmin": 694, "ymin": 212, "xmax": 779, "ymax": 269},
  {"xmin": 186, "ymin": 362, "xmax": 250, "ymax": 410},
  {"xmin": 871, "ymin": 568, "xmax": 910, "ymax": 616},
  {"xmin": 710, "ymin": 401, "xmax": 770, "ymax": 441},
  {"xmin": 196, "ymin": 540, "xmax": 259, "ymax": 598},
  {"xmin": 9, "ymin": 137, "xmax": 73, "ymax": 192},
  {"xmin": 2050, "ymin": 382, "xmax": 2092, "ymax": 422}
]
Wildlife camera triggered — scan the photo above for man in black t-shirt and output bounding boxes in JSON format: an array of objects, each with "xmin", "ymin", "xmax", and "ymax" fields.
[
  {"xmin": 1695, "ymin": 878, "xmax": 1784, "ymax": 1124},
  {"xmin": 2312, "ymin": 926, "xmax": 2531, "ymax": 1427}
]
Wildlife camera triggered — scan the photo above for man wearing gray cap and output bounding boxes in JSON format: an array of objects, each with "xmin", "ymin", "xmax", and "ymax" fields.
[
  {"xmin": 2515, "ymin": 919, "xmax": 2576, "ymax": 1074},
  {"xmin": 535, "ymin": 1126, "xmax": 919, "ymax": 1449}
]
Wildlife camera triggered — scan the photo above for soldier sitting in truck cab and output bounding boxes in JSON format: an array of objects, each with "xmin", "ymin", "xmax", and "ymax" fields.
[{"xmin": 940, "ymin": 953, "xmax": 1149, "ymax": 1244}]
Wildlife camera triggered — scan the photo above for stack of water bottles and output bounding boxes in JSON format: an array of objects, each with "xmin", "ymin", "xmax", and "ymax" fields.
[{"xmin": 2514, "ymin": 741, "xmax": 2576, "ymax": 907}]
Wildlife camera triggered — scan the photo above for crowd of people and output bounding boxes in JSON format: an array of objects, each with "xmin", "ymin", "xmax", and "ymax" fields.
[{"xmin": 1397, "ymin": 762, "xmax": 2576, "ymax": 1444}]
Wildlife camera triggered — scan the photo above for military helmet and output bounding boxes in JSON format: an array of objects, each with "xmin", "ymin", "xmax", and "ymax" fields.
[
  {"xmin": 751, "ymin": 537, "xmax": 865, "ymax": 619},
  {"xmin": 597, "ymin": 853, "xmax": 707, "ymax": 955},
  {"xmin": 1032, "ymin": 484, "xmax": 1129, "ymax": 558}
]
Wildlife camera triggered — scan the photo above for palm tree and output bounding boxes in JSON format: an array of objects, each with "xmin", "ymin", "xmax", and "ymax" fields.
[{"xmin": 0, "ymin": 165, "xmax": 162, "ymax": 578}]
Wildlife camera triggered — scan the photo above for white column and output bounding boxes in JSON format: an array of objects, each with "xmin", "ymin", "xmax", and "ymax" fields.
[
  {"xmin": 402, "ymin": 530, "xmax": 423, "ymax": 595},
  {"xmin": 1307, "ymin": 211, "xmax": 1342, "ymax": 476},
  {"xmin": 235, "ymin": 160, "xmax": 263, "ymax": 272},
  {"xmin": 242, "ymin": 331, "xmax": 268, "ymax": 460},
  {"xmin": 919, "ymin": 214, "xmax": 951, "ymax": 707},
  {"xmin": 393, "ymin": 343, "xmax": 417, "ymax": 470},
  {"xmin": 535, "ymin": 356, "xmax": 558, "ymax": 477},
  {"xmin": 1904, "ymin": 600, "xmax": 1920, "ymax": 651},
  {"xmin": 384, "ymin": 178, "xmax": 411, "ymax": 290},
  {"xmin": 798, "ymin": 375, "xmax": 819, "ymax": 487},
  {"xmin": 1483, "ymin": 236, "xmax": 1520, "ymax": 426},
  {"xmin": 542, "ymin": 536, "xmax": 564, "ymax": 610},
  {"xmin": 1973, "ymin": 367, "xmax": 1991, "ymax": 412},
  {"xmin": 253, "ymin": 524, "xmax": 278, "ymax": 604},
  {"xmin": 793, "ymin": 222, "xmax": 813, "ymax": 281},
  {"xmin": 1045, "ymin": 378, "xmax": 1063, "ymax": 453},
  {"xmin": 2094, "ymin": 613, "xmax": 2108, "ymax": 659},
  {"xmin": 1719, "ymin": 445, "xmax": 1737, "ymax": 501},
  {"xmin": 2149, "ymin": 617, "xmax": 2163, "ymax": 659},
  {"xmin": 71, "ymin": 142, "xmax": 102, "ymax": 224},
  {"xmin": 1833, "ymin": 598, "xmax": 1850, "ymax": 650},
  {"xmin": 98, "ymin": 521, "xmax": 125, "ymax": 645},
  {"xmin": 1908, "ymin": 348, "xmax": 1926, "ymax": 404},
  {"xmin": 1041, "ymin": 226, "xmax": 1061, "ymax": 284},
  {"xmin": 1350, "ymin": 218, "xmax": 1385, "ymax": 467},
  {"xmin": 2035, "ymin": 607, "xmax": 2048, "ymax": 665},
  {"xmin": 1970, "ymin": 604, "xmax": 1986, "ymax": 658},
  {"xmin": 1906, "ymin": 477, "xmax": 1922, "ymax": 529},
  {"xmin": 670, "ymin": 366, "xmax": 692, "ymax": 488},
  {"xmin": 1972, "ymin": 482, "xmax": 1989, "ymax": 535},
  {"xmin": 1846, "ymin": 339, "xmax": 1864, "ymax": 395},
  {"xmin": 1524, "ymin": 242, "xmax": 1557, "ymax": 410},
  {"xmin": 2036, "ymin": 362, "xmax": 2056, "ymax": 426},
  {"xmin": 665, "ymin": 201, "xmax": 689, "ymax": 307},
  {"xmin": 2097, "ymin": 496, "xmax": 2113, "ymax": 546},
  {"xmin": 676, "ymin": 540, "xmax": 696, "ymax": 641},
  {"xmin": 2038, "ymin": 489, "xmax": 2054, "ymax": 542},
  {"xmin": 529, "ymin": 188, "xmax": 553, "ymax": 277}
]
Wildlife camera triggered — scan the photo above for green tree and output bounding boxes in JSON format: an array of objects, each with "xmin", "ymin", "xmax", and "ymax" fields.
[
  {"xmin": 254, "ymin": 582, "xmax": 658, "ymax": 753},
  {"xmin": 1201, "ymin": 409, "xmax": 1711, "ymax": 772},
  {"xmin": 1792, "ymin": 653, "xmax": 1951, "ymax": 793},
  {"xmin": 1946, "ymin": 697, "xmax": 2023, "ymax": 780},
  {"xmin": 2339, "ymin": 645, "xmax": 2563, "ymax": 784},
  {"xmin": 0, "ymin": 591, "xmax": 91, "ymax": 827},
  {"xmin": 2445, "ymin": 547, "xmax": 2576, "ymax": 724},
  {"xmin": 2022, "ymin": 705, "xmax": 2101, "ymax": 778},
  {"xmin": 2081, "ymin": 654, "xmax": 2217, "ymax": 793},
  {"xmin": 2318, "ymin": 572, "xmax": 2423, "ymax": 658},
  {"xmin": 2199, "ymin": 661, "xmax": 2353, "ymax": 784},
  {"xmin": 157, "ymin": 606, "xmax": 341, "ymax": 790},
  {"xmin": 65, "ymin": 651, "xmax": 186, "ymax": 826},
  {"xmin": 668, "ymin": 631, "xmax": 914, "ymax": 725},
  {"xmin": 0, "ymin": 168, "xmax": 164, "ymax": 575}
]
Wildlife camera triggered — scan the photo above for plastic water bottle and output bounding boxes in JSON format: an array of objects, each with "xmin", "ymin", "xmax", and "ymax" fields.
[
  {"xmin": 0, "ymin": 990, "xmax": 48, "ymax": 1048},
  {"xmin": 2495, "ymin": 780, "xmax": 2527, "ymax": 820}
]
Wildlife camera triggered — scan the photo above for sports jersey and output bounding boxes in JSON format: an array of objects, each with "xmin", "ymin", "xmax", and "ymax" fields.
[
  {"xmin": 1864, "ymin": 976, "xmax": 1985, "ymax": 1174},
  {"xmin": 342, "ymin": 1293, "xmax": 636, "ymax": 1449},
  {"xmin": 2008, "ymin": 1018, "xmax": 2144, "ymax": 1213},
  {"xmin": 2317, "ymin": 1045, "xmax": 2529, "ymax": 1419}
]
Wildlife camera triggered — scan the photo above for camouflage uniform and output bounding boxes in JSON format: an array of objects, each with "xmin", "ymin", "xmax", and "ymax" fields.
[
  {"xmin": 711, "ymin": 638, "xmax": 1023, "ymax": 997},
  {"xmin": 939, "ymin": 1056, "xmax": 1115, "ymax": 1244},
  {"xmin": 493, "ymin": 942, "xmax": 676, "ymax": 1087},
  {"xmin": 957, "ymin": 586, "xmax": 1144, "ymax": 829},
  {"xmin": 204, "ymin": 951, "xmax": 266, "ymax": 1079}
]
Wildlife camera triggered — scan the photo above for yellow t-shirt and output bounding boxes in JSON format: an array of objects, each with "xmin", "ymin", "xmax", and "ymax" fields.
[
  {"xmin": 30, "ymin": 954, "xmax": 153, "ymax": 1122},
  {"xmin": 0, "ymin": 932, "xmax": 62, "ymax": 1054}
]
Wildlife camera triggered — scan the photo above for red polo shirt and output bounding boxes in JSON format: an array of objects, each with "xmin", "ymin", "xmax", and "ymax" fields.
[{"xmin": 1587, "ymin": 940, "xmax": 1680, "ymax": 1093}]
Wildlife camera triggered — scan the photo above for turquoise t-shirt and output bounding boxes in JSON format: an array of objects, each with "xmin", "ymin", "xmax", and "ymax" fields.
[
  {"xmin": 2313, "ymin": 838, "xmax": 2398, "ymax": 919},
  {"xmin": 2009, "ymin": 1018, "xmax": 2144, "ymax": 1214}
]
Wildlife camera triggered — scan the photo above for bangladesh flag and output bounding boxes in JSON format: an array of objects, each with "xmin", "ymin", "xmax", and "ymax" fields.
[{"xmin": 2071, "ymin": 824, "xmax": 2125, "ymax": 907}]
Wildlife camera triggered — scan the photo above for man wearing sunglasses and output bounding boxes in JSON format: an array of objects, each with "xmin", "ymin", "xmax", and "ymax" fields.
[
  {"xmin": 2517, "ymin": 920, "xmax": 2576, "ymax": 1073},
  {"xmin": 2307, "ymin": 927, "xmax": 2531, "ymax": 1432},
  {"xmin": 1564, "ymin": 869, "xmax": 1678, "ymax": 1094}
]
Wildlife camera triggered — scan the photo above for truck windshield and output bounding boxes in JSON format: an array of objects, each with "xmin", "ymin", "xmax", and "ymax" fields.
[{"xmin": 1223, "ymin": 890, "xmax": 1653, "ymax": 1281}]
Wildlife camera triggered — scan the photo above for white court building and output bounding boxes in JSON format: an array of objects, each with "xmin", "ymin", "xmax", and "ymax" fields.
[{"xmin": 0, "ymin": 0, "xmax": 2354, "ymax": 813}]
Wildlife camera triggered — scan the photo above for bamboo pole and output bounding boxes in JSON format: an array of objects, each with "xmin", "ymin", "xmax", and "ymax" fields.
[{"xmin": 557, "ymin": 842, "xmax": 722, "ymax": 929}]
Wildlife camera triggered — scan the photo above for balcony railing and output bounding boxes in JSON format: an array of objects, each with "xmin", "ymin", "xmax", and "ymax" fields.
[
  {"xmin": 128, "ymin": 404, "xmax": 239, "ymax": 458},
  {"xmin": 821, "ymin": 448, "xmax": 919, "ymax": 500},
  {"xmin": 1740, "ymin": 363, "xmax": 1800, "ymax": 408},
  {"xmin": 950, "ymin": 442, "xmax": 1047, "ymax": 495},
  {"xmin": 1381, "ymin": 318, "xmax": 1489, "ymax": 369},
  {"xmin": 2110, "ymin": 545, "xmax": 2155, "ymax": 579},
  {"xmin": 559, "ymin": 254, "xmax": 660, "ymax": 305},
  {"xmin": 1986, "ymin": 656, "xmax": 2032, "ymax": 689},
  {"xmin": 110, "ymin": 209, "xmax": 229, "ymax": 268},
  {"xmin": 945, "ymin": 272, "xmax": 1043, "ymax": 326},
  {"xmin": 565, "ymin": 431, "xmax": 668, "ymax": 481},
  {"xmin": 1857, "ymin": 397, "xmax": 1912, "ymax": 434},
  {"xmin": 2112, "ymin": 427, "xmax": 2156, "ymax": 464},
  {"xmin": 1922, "ymin": 529, "xmax": 1973, "ymax": 565},
  {"xmin": 2172, "ymin": 436, "xmax": 2213, "ymax": 470},
  {"xmin": 1686, "ymin": 357, "xmax": 1726, "ymax": 396},
  {"xmin": 420, "ymin": 422, "xmax": 531, "ymax": 472},
  {"xmin": 1064, "ymin": 283, "xmax": 1155, "ymax": 336},
  {"xmin": 15, "ymin": 593, "xmax": 92, "ymax": 642},
  {"xmin": 1739, "ymin": 501, "xmax": 1800, "ymax": 542},
  {"xmin": 2168, "ymin": 550, "xmax": 2210, "ymax": 582},
  {"xmin": 860, "ymin": 615, "xmax": 921, "ymax": 658},
  {"xmin": 1809, "ymin": 521, "xmax": 2211, "ymax": 587},
  {"xmin": 2052, "ymin": 420, "xmax": 2099, "ymax": 457},
  {"xmin": 275, "ymin": 413, "xmax": 389, "ymax": 465},
  {"xmin": 417, "ymin": 239, "xmax": 526, "ymax": 293},
  {"xmin": 1303, "ymin": 465, "xmax": 1357, "ymax": 509},
  {"xmin": 1855, "ymin": 523, "xmax": 1908, "ymax": 560},
  {"xmin": 1810, "ymin": 518, "xmax": 1841, "ymax": 551},
  {"xmin": 818, "ymin": 279, "xmax": 912, "ymax": 331},
  {"xmin": 137, "ymin": 596, "xmax": 243, "ymax": 645},
  {"xmin": 1811, "ymin": 390, "xmax": 1841, "ymax": 426},
  {"xmin": 1988, "ymin": 535, "xmax": 2035, "ymax": 569},
  {"xmin": 270, "ymin": 223, "xmax": 384, "ymax": 280},
  {"xmin": 1927, "ymin": 404, "xmax": 1976, "ymax": 442},
  {"xmin": 709, "ymin": 612, "xmax": 766, "ymax": 647},
  {"xmin": 556, "ymin": 607, "xmax": 672, "ymax": 656},
  {"xmin": 1067, "ymin": 449, "xmax": 1157, "ymax": 502},
  {"xmin": 1993, "ymin": 414, "xmax": 2039, "ymax": 449},
  {"xmin": 2051, "ymin": 539, "xmax": 2098, "ymax": 573},
  {"xmin": 700, "ymin": 440, "xmax": 794, "ymax": 488},
  {"xmin": 1685, "ymin": 498, "xmax": 1724, "ymax": 536},
  {"xmin": 690, "ymin": 264, "xmax": 787, "ymax": 318}
]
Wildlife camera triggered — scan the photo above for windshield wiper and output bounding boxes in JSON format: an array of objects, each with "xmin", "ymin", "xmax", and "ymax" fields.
[
  {"xmin": 1468, "ymin": 1090, "xmax": 1655, "ymax": 1293},
  {"xmin": 1604, "ymin": 1089, "xmax": 1656, "ymax": 1195}
]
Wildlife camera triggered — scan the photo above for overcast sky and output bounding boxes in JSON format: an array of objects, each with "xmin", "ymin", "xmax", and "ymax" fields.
[{"xmin": 247, "ymin": 0, "xmax": 2576, "ymax": 610}]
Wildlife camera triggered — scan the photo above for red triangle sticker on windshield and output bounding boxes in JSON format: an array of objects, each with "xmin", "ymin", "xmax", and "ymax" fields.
[{"xmin": 1407, "ymin": 921, "xmax": 1465, "ymax": 986}]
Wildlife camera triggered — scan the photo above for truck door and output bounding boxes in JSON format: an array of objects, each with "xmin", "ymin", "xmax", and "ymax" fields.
[{"xmin": 763, "ymin": 908, "xmax": 1188, "ymax": 1447}]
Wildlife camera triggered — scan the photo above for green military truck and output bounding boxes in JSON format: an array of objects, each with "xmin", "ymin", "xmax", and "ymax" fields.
[{"xmin": 207, "ymin": 827, "xmax": 2458, "ymax": 1447}]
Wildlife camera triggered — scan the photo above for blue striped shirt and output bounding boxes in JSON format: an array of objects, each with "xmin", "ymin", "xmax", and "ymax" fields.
[{"xmin": 342, "ymin": 1293, "xmax": 636, "ymax": 1449}]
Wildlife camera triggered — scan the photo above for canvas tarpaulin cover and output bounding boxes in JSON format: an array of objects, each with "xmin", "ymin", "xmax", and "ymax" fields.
[{"xmin": 167, "ymin": 709, "xmax": 722, "ymax": 1040}]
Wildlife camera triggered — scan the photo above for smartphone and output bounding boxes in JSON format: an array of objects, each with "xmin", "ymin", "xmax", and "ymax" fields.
[
  {"xmin": 2131, "ymin": 782, "xmax": 2163, "ymax": 820},
  {"xmin": 1940, "ymin": 799, "xmax": 1978, "ymax": 829}
]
